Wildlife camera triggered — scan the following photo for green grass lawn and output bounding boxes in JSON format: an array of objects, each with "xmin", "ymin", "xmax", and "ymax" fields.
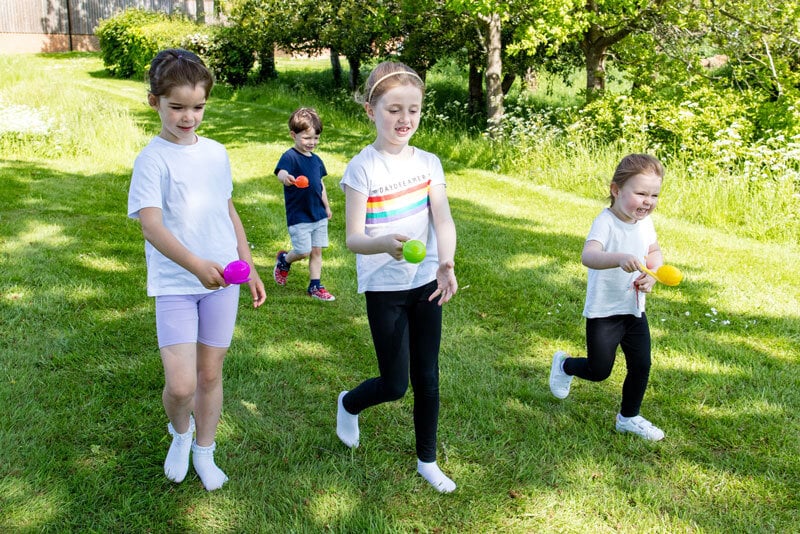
[{"xmin": 1, "ymin": 53, "xmax": 798, "ymax": 532}]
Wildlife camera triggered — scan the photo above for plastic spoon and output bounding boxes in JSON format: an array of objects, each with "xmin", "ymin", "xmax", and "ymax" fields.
[{"xmin": 639, "ymin": 263, "xmax": 683, "ymax": 286}]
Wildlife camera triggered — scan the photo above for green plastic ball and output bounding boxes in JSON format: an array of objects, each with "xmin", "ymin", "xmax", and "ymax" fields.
[{"xmin": 403, "ymin": 239, "xmax": 426, "ymax": 263}]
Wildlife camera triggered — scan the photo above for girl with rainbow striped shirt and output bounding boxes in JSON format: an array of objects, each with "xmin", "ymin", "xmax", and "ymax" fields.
[{"xmin": 336, "ymin": 61, "xmax": 458, "ymax": 493}]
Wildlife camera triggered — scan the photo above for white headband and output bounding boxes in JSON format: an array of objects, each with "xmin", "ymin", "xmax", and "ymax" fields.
[{"xmin": 367, "ymin": 70, "xmax": 424, "ymax": 102}]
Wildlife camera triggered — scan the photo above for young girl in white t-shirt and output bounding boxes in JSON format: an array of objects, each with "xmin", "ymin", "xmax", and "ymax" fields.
[
  {"xmin": 549, "ymin": 153, "xmax": 667, "ymax": 441},
  {"xmin": 336, "ymin": 61, "xmax": 459, "ymax": 493},
  {"xmin": 128, "ymin": 49, "xmax": 266, "ymax": 490}
]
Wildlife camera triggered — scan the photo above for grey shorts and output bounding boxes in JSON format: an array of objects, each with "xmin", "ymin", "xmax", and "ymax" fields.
[{"xmin": 288, "ymin": 218, "xmax": 329, "ymax": 254}]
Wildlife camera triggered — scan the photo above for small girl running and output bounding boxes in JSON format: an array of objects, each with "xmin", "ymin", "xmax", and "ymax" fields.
[
  {"xmin": 128, "ymin": 49, "xmax": 267, "ymax": 490},
  {"xmin": 549, "ymin": 153, "xmax": 667, "ymax": 441},
  {"xmin": 336, "ymin": 61, "xmax": 459, "ymax": 492}
]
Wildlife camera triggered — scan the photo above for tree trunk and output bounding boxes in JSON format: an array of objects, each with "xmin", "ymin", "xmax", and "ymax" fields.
[
  {"xmin": 347, "ymin": 56, "xmax": 361, "ymax": 91},
  {"xmin": 330, "ymin": 48, "xmax": 342, "ymax": 87},
  {"xmin": 468, "ymin": 57, "xmax": 483, "ymax": 116},
  {"xmin": 484, "ymin": 12, "xmax": 504, "ymax": 136},
  {"xmin": 580, "ymin": 19, "xmax": 636, "ymax": 103},
  {"xmin": 257, "ymin": 45, "xmax": 276, "ymax": 82},
  {"xmin": 583, "ymin": 34, "xmax": 607, "ymax": 103},
  {"xmin": 195, "ymin": 0, "xmax": 205, "ymax": 24}
]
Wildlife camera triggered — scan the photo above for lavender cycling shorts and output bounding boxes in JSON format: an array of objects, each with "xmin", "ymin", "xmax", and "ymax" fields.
[{"xmin": 155, "ymin": 285, "xmax": 240, "ymax": 349}]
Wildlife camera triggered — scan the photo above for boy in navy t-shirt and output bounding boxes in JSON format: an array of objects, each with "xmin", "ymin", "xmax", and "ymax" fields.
[{"xmin": 273, "ymin": 107, "xmax": 335, "ymax": 301}]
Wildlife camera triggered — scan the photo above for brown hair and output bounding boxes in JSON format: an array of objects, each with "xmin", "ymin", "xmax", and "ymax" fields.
[
  {"xmin": 357, "ymin": 61, "xmax": 424, "ymax": 106},
  {"xmin": 609, "ymin": 153, "xmax": 665, "ymax": 206},
  {"xmin": 147, "ymin": 48, "xmax": 214, "ymax": 99},
  {"xmin": 289, "ymin": 107, "xmax": 323, "ymax": 134}
]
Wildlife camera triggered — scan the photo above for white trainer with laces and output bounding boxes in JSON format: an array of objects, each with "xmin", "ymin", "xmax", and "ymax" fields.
[
  {"xmin": 549, "ymin": 351, "xmax": 573, "ymax": 399},
  {"xmin": 615, "ymin": 414, "xmax": 665, "ymax": 441}
]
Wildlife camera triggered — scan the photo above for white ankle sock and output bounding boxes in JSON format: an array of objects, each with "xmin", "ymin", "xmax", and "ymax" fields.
[
  {"xmin": 336, "ymin": 391, "xmax": 359, "ymax": 448},
  {"xmin": 164, "ymin": 415, "xmax": 194, "ymax": 483},
  {"xmin": 417, "ymin": 459, "xmax": 456, "ymax": 493},
  {"xmin": 191, "ymin": 441, "xmax": 228, "ymax": 491}
]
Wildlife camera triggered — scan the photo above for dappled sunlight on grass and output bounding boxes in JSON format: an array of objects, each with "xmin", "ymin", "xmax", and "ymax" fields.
[
  {"xmin": 306, "ymin": 488, "xmax": 360, "ymax": 529},
  {"xmin": 1, "ymin": 287, "xmax": 30, "ymax": 303},
  {"xmin": 694, "ymin": 398, "xmax": 788, "ymax": 420},
  {"xmin": 77, "ymin": 252, "xmax": 129, "ymax": 273},
  {"xmin": 0, "ymin": 476, "xmax": 65, "ymax": 529},
  {"xmin": 2, "ymin": 222, "xmax": 71, "ymax": 252},
  {"xmin": 239, "ymin": 399, "xmax": 261, "ymax": 417}
]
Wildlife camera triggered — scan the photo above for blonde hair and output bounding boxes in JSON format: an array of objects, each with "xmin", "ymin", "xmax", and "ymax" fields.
[{"xmin": 357, "ymin": 61, "xmax": 424, "ymax": 106}]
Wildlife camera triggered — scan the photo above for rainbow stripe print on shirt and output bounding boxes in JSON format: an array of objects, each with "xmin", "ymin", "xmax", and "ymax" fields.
[{"xmin": 365, "ymin": 179, "xmax": 430, "ymax": 225}]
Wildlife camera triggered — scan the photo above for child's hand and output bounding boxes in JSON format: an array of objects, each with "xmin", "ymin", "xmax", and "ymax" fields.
[
  {"xmin": 195, "ymin": 259, "xmax": 227, "ymax": 290},
  {"xmin": 430, "ymin": 260, "xmax": 458, "ymax": 305},
  {"xmin": 618, "ymin": 254, "xmax": 641, "ymax": 273},
  {"xmin": 634, "ymin": 272, "xmax": 655, "ymax": 293},
  {"xmin": 386, "ymin": 234, "xmax": 407, "ymax": 260},
  {"xmin": 282, "ymin": 173, "xmax": 296, "ymax": 186},
  {"xmin": 247, "ymin": 270, "xmax": 267, "ymax": 308}
]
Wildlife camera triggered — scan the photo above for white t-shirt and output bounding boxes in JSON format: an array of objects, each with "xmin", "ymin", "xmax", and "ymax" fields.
[
  {"xmin": 128, "ymin": 135, "xmax": 238, "ymax": 296},
  {"xmin": 340, "ymin": 145, "xmax": 444, "ymax": 293},
  {"xmin": 583, "ymin": 208, "xmax": 657, "ymax": 318}
]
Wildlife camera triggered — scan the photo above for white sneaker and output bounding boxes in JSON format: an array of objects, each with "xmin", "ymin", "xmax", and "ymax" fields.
[
  {"xmin": 615, "ymin": 414, "xmax": 665, "ymax": 441},
  {"xmin": 549, "ymin": 351, "xmax": 573, "ymax": 399}
]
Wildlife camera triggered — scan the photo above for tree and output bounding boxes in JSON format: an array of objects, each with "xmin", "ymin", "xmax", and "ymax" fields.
[
  {"xmin": 445, "ymin": 0, "xmax": 583, "ymax": 130},
  {"xmin": 196, "ymin": 0, "xmax": 205, "ymax": 23},
  {"xmin": 445, "ymin": 0, "xmax": 508, "ymax": 133},
  {"xmin": 227, "ymin": 0, "xmax": 313, "ymax": 82},
  {"xmin": 575, "ymin": 0, "xmax": 669, "ymax": 102}
]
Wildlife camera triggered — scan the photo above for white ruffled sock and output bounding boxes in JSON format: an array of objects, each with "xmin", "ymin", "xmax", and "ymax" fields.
[
  {"xmin": 164, "ymin": 415, "xmax": 194, "ymax": 483},
  {"xmin": 417, "ymin": 459, "xmax": 456, "ymax": 493},
  {"xmin": 336, "ymin": 391, "xmax": 359, "ymax": 448},
  {"xmin": 191, "ymin": 441, "xmax": 228, "ymax": 491}
]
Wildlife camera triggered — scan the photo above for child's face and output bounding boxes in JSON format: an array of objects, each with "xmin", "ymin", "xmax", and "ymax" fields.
[
  {"xmin": 149, "ymin": 84, "xmax": 207, "ymax": 145},
  {"xmin": 291, "ymin": 127, "xmax": 320, "ymax": 155},
  {"xmin": 366, "ymin": 83, "xmax": 423, "ymax": 152},
  {"xmin": 610, "ymin": 172, "xmax": 662, "ymax": 223}
]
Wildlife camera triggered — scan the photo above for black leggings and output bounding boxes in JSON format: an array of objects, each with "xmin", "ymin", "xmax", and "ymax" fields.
[
  {"xmin": 342, "ymin": 281, "xmax": 442, "ymax": 462},
  {"xmin": 562, "ymin": 313, "xmax": 652, "ymax": 417}
]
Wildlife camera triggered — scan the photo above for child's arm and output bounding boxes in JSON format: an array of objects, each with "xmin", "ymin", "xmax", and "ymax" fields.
[
  {"xmin": 645, "ymin": 242, "xmax": 663, "ymax": 270},
  {"xmin": 634, "ymin": 241, "xmax": 663, "ymax": 292},
  {"xmin": 581, "ymin": 239, "xmax": 641, "ymax": 273},
  {"xmin": 228, "ymin": 200, "xmax": 267, "ymax": 308},
  {"xmin": 139, "ymin": 207, "xmax": 226, "ymax": 290},
  {"xmin": 276, "ymin": 169, "xmax": 297, "ymax": 186},
  {"xmin": 428, "ymin": 184, "xmax": 458, "ymax": 305},
  {"xmin": 320, "ymin": 181, "xmax": 332, "ymax": 219},
  {"xmin": 343, "ymin": 185, "xmax": 405, "ymax": 260}
]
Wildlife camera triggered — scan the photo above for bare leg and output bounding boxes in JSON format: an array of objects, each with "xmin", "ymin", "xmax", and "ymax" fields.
[
  {"xmin": 193, "ymin": 343, "xmax": 227, "ymax": 446},
  {"xmin": 309, "ymin": 246, "xmax": 323, "ymax": 280},
  {"xmin": 161, "ymin": 343, "xmax": 197, "ymax": 483},
  {"xmin": 192, "ymin": 343, "xmax": 229, "ymax": 490}
]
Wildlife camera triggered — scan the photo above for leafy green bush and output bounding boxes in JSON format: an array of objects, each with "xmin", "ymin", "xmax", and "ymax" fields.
[
  {"xmin": 96, "ymin": 8, "xmax": 203, "ymax": 81},
  {"xmin": 96, "ymin": 9, "xmax": 170, "ymax": 78},
  {"xmin": 202, "ymin": 24, "xmax": 255, "ymax": 87},
  {"xmin": 97, "ymin": 8, "xmax": 255, "ymax": 87}
]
